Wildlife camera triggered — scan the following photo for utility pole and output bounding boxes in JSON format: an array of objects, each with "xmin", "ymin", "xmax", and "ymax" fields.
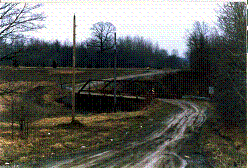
[
  {"xmin": 113, "ymin": 32, "xmax": 117, "ymax": 112},
  {"xmin": 72, "ymin": 14, "xmax": 76, "ymax": 121}
]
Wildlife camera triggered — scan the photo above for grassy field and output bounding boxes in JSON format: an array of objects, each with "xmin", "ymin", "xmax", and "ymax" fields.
[
  {"xmin": 0, "ymin": 67, "xmax": 149, "ymax": 103},
  {"xmin": 0, "ymin": 67, "xmax": 147, "ymax": 83},
  {"xmin": 0, "ymin": 67, "xmax": 169, "ymax": 165},
  {"xmin": 0, "ymin": 98, "xmax": 178, "ymax": 165},
  {"xmin": 0, "ymin": 67, "xmax": 150, "ymax": 119}
]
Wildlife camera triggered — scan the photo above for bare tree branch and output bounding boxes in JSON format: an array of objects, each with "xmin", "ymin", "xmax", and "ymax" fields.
[
  {"xmin": 0, "ymin": 3, "xmax": 46, "ymax": 61},
  {"xmin": 87, "ymin": 22, "xmax": 116, "ymax": 53},
  {"xmin": 0, "ymin": 3, "xmax": 45, "ymax": 41}
]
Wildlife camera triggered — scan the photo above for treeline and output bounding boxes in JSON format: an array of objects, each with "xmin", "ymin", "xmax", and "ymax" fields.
[
  {"xmin": 185, "ymin": 2, "xmax": 246, "ymax": 124},
  {"xmin": 0, "ymin": 36, "xmax": 187, "ymax": 69}
]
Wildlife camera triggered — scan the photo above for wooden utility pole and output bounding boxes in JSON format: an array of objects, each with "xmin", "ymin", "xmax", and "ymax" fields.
[
  {"xmin": 113, "ymin": 32, "xmax": 117, "ymax": 112},
  {"xmin": 72, "ymin": 14, "xmax": 76, "ymax": 121}
]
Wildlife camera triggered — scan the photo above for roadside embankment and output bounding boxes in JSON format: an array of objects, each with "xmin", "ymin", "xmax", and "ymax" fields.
[{"xmin": 194, "ymin": 102, "xmax": 246, "ymax": 167}]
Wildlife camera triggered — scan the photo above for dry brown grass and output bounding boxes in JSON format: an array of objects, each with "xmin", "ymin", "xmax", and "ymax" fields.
[
  {"xmin": 0, "ymin": 67, "xmax": 145, "ymax": 114},
  {"xmin": 0, "ymin": 67, "xmax": 175, "ymax": 166},
  {"xmin": 0, "ymin": 99, "xmax": 175, "ymax": 165},
  {"xmin": 0, "ymin": 67, "xmax": 146, "ymax": 84},
  {"xmin": 33, "ymin": 110, "xmax": 148, "ymax": 127},
  {"xmin": 197, "ymin": 104, "xmax": 247, "ymax": 168}
]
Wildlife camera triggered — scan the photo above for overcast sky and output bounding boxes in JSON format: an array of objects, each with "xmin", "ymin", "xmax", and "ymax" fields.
[{"xmin": 4, "ymin": 0, "xmax": 227, "ymax": 57}]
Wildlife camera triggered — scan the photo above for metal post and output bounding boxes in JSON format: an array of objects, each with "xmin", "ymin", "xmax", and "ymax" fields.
[
  {"xmin": 72, "ymin": 14, "xmax": 76, "ymax": 121},
  {"xmin": 113, "ymin": 32, "xmax": 117, "ymax": 112}
]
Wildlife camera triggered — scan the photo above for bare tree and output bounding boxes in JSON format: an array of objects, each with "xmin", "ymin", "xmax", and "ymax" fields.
[
  {"xmin": 217, "ymin": 2, "xmax": 246, "ymax": 55},
  {"xmin": 211, "ymin": 2, "xmax": 246, "ymax": 123},
  {"xmin": 0, "ymin": 3, "xmax": 45, "ymax": 61},
  {"xmin": 216, "ymin": 2, "xmax": 246, "ymax": 73},
  {"xmin": 1, "ymin": 91, "xmax": 52, "ymax": 139},
  {"xmin": 0, "ymin": 3, "xmax": 46, "ymax": 139},
  {"xmin": 184, "ymin": 2, "xmax": 246, "ymax": 123},
  {"xmin": 87, "ymin": 22, "xmax": 116, "ymax": 56},
  {"xmin": 186, "ymin": 21, "xmax": 211, "ymax": 74},
  {"xmin": 0, "ymin": 3, "xmax": 45, "ymax": 41}
]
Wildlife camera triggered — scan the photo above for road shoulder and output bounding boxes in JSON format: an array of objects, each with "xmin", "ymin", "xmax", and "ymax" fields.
[{"xmin": 195, "ymin": 103, "xmax": 246, "ymax": 167}]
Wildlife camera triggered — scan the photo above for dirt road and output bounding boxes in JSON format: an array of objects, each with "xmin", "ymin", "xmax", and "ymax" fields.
[{"xmin": 39, "ymin": 99, "xmax": 209, "ymax": 168}]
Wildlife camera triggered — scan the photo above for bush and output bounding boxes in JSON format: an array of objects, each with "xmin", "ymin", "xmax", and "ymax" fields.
[
  {"xmin": 215, "ymin": 90, "xmax": 246, "ymax": 124},
  {"xmin": 1, "ymin": 94, "xmax": 50, "ymax": 138}
]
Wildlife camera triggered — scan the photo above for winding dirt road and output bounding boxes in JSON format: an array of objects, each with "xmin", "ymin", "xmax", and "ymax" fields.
[
  {"xmin": 42, "ymin": 99, "xmax": 208, "ymax": 168},
  {"xmin": 6, "ymin": 70, "xmax": 211, "ymax": 168}
]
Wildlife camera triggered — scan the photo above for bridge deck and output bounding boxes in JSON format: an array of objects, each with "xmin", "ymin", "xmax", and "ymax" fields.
[
  {"xmin": 78, "ymin": 91, "xmax": 146, "ymax": 100},
  {"xmin": 74, "ymin": 70, "xmax": 172, "ymax": 92}
]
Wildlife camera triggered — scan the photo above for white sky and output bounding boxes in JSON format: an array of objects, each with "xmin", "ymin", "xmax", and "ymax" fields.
[{"xmin": 2, "ymin": 0, "xmax": 231, "ymax": 57}]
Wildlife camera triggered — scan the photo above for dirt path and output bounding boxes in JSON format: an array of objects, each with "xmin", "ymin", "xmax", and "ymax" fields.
[{"xmin": 40, "ymin": 99, "xmax": 209, "ymax": 168}]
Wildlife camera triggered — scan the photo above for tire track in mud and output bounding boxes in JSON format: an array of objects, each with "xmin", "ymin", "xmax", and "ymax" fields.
[
  {"xmin": 132, "ymin": 99, "xmax": 207, "ymax": 168},
  {"xmin": 49, "ymin": 99, "xmax": 208, "ymax": 168}
]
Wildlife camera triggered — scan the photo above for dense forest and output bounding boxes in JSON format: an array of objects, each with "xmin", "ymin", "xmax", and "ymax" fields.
[
  {"xmin": 0, "ymin": 36, "xmax": 187, "ymax": 69},
  {"xmin": 185, "ymin": 2, "xmax": 246, "ymax": 124}
]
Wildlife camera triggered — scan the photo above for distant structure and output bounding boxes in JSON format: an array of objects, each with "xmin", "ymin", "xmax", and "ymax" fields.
[{"xmin": 52, "ymin": 60, "xmax": 57, "ymax": 69}]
